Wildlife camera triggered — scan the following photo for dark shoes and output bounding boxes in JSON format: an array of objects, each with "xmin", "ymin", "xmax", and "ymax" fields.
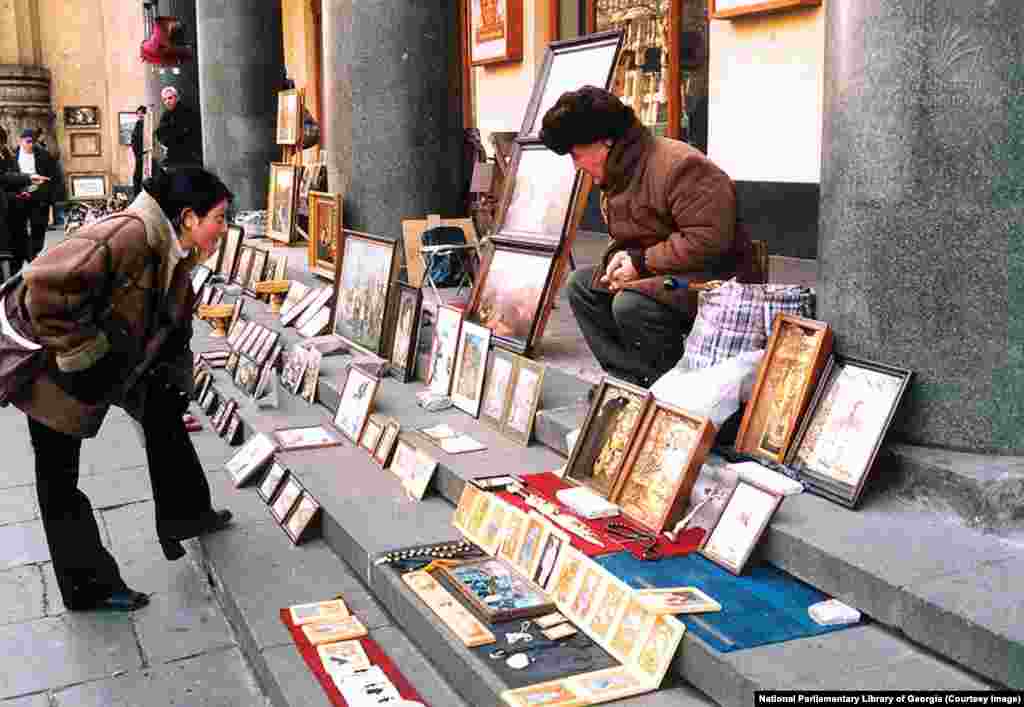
[
  {"xmin": 160, "ymin": 509, "xmax": 234, "ymax": 560},
  {"xmin": 69, "ymin": 588, "xmax": 150, "ymax": 613}
]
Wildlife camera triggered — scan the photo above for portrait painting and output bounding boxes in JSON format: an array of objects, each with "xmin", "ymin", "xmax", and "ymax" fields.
[
  {"xmin": 701, "ymin": 480, "xmax": 782, "ymax": 575},
  {"xmin": 427, "ymin": 304, "xmax": 464, "ymax": 396},
  {"xmin": 333, "ymin": 230, "xmax": 398, "ymax": 356},
  {"xmin": 442, "ymin": 557, "xmax": 553, "ymax": 622},
  {"xmin": 257, "ymin": 462, "xmax": 288, "ymax": 503},
  {"xmin": 388, "ymin": 283, "xmax": 422, "ymax": 383},
  {"xmin": 469, "ymin": 244, "xmax": 554, "ymax": 352},
  {"xmin": 267, "ymin": 163, "xmax": 301, "ymax": 244},
  {"xmin": 569, "ymin": 567, "xmax": 601, "ymax": 621},
  {"xmin": 498, "ymin": 144, "xmax": 579, "ymax": 247},
  {"xmin": 275, "ymin": 89, "xmax": 300, "ymax": 145},
  {"xmin": 467, "ymin": 0, "xmax": 523, "ymax": 66},
  {"xmin": 271, "ymin": 477, "xmax": 303, "ymax": 523},
  {"xmin": 479, "ymin": 348, "xmax": 516, "ymax": 430},
  {"xmin": 609, "ymin": 598, "xmax": 653, "ymax": 662},
  {"xmin": 332, "ymin": 365, "xmax": 380, "ymax": 443},
  {"xmin": 450, "ymin": 321, "xmax": 492, "ymax": 418},
  {"xmin": 307, "ymin": 191, "xmax": 340, "ymax": 280},
  {"xmin": 284, "ymin": 493, "xmax": 320, "ymax": 543},
  {"xmin": 503, "ymin": 358, "xmax": 545, "ymax": 446}
]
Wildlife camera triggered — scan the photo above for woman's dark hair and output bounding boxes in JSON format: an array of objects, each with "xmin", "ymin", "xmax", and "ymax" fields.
[
  {"xmin": 142, "ymin": 166, "xmax": 233, "ymax": 226},
  {"xmin": 539, "ymin": 86, "xmax": 636, "ymax": 155}
]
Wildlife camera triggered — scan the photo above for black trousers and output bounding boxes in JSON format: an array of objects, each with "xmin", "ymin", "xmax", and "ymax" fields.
[
  {"xmin": 8, "ymin": 200, "xmax": 47, "ymax": 273},
  {"xmin": 27, "ymin": 384, "xmax": 213, "ymax": 609},
  {"xmin": 567, "ymin": 266, "xmax": 692, "ymax": 387}
]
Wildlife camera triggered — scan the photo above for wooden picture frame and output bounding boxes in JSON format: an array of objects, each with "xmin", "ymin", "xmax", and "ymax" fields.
[
  {"xmin": 466, "ymin": 0, "xmax": 523, "ymax": 66},
  {"xmin": 502, "ymin": 356, "xmax": 545, "ymax": 446},
  {"xmin": 331, "ymin": 229, "xmax": 399, "ymax": 357},
  {"xmin": 281, "ymin": 285, "xmax": 327, "ymax": 327},
  {"xmin": 611, "ymin": 401, "xmax": 715, "ymax": 534},
  {"xmin": 478, "ymin": 347, "xmax": 516, "ymax": 430},
  {"xmin": 273, "ymin": 424, "xmax": 344, "ymax": 452},
  {"xmin": 734, "ymin": 314, "xmax": 833, "ymax": 464},
  {"xmin": 700, "ymin": 480, "xmax": 782, "ymax": 575},
  {"xmin": 307, "ymin": 191, "xmax": 341, "ymax": 280},
  {"xmin": 292, "ymin": 287, "xmax": 334, "ymax": 331},
  {"xmin": 298, "ymin": 307, "xmax": 330, "ymax": 338},
  {"xmin": 117, "ymin": 111, "xmax": 137, "ymax": 146},
  {"xmin": 279, "ymin": 281, "xmax": 310, "ymax": 319},
  {"xmin": 275, "ymin": 88, "xmax": 301, "ymax": 146},
  {"xmin": 585, "ymin": 575, "xmax": 631, "ymax": 643},
  {"xmin": 271, "ymin": 475, "xmax": 303, "ymax": 523},
  {"xmin": 299, "ymin": 162, "xmax": 326, "ymax": 206},
  {"xmin": 280, "ymin": 344, "xmax": 310, "ymax": 395},
  {"xmin": 225, "ymin": 433, "xmax": 276, "ymax": 488},
  {"xmin": 787, "ymin": 355, "xmax": 912, "ymax": 508},
  {"xmin": 359, "ymin": 415, "xmax": 385, "ymax": 453},
  {"xmin": 388, "ymin": 283, "xmax": 423, "ymax": 383},
  {"xmin": 387, "ymin": 434, "xmax": 438, "ymax": 500},
  {"xmin": 532, "ymin": 523, "xmax": 570, "ymax": 592},
  {"xmin": 300, "ymin": 347, "xmax": 322, "ymax": 402},
  {"xmin": 68, "ymin": 173, "xmax": 108, "ymax": 199},
  {"xmin": 69, "ymin": 132, "xmax": 101, "ymax": 157},
  {"xmin": 257, "ymin": 461, "xmax": 289, "ymax": 503},
  {"xmin": 64, "ymin": 105, "xmax": 99, "ymax": 128},
  {"xmin": 244, "ymin": 248, "xmax": 268, "ymax": 296},
  {"xmin": 711, "ymin": 0, "xmax": 820, "ymax": 19},
  {"xmin": 426, "ymin": 304, "xmax": 464, "ymax": 396},
  {"xmin": 332, "ymin": 364, "xmax": 380, "ymax": 444},
  {"xmin": 440, "ymin": 556, "xmax": 554, "ymax": 623},
  {"xmin": 373, "ymin": 419, "xmax": 401, "ymax": 467},
  {"xmin": 218, "ymin": 225, "xmax": 243, "ymax": 281},
  {"xmin": 232, "ymin": 246, "xmax": 254, "ymax": 288},
  {"xmin": 283, "ymin": 491, "xmax": 321, "ymax": 544},
  {"xmin": 267, "ymin": 162, "xmax": 302, "ymax": 244},
  {"xmin": 450, "ymin": 320, "xmax": 492, "ymax": 417},
  {"xmin": 234, "ymin": 355, "xmax": 261, "ymax": 397}
]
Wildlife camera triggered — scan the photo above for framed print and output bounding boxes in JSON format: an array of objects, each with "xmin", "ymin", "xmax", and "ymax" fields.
[
  {"xmin": 200, "ymin": 388, "xmax": 218, "ymax": 415},
  {"xmin": 463, "ymin": 491, "xmax": 493, "ymax": 545},
  {"xmin": 608, "ymin": 598, "xmax": 654, "ymax": 663},
  {"xmin": 225, "ymin": 433, "xmax": 276, "ymax": 488},
  {"xmin": 679, "ymin": 458, "xmax": 740, "ymax": 546},
  {"xmin": 452, "ymin": 482, "xmax": 482, "ymax": 536},
  {"xmin": 712, "ymin": 0, "xmax": 820, "ymax": 19},
  {"xmin": 299, "ymin": 162, "xmax": 326, "ymax": 206},
  {"xmin": 735, "ymin": 314, "xmax": 833, "ymax": 464},
  {"xmin": 426, "ymin": 304, "xmax": 464, "ymax": 396},
  {"xmin": 611, "ymin": 401, "xmax": 715, "ymax": 534},
  {"xmin": 273, "ymin": 424, "xmax": 344, "ymax": 451},
  {"xmin": 117, "ymin": 111, "xmax": 138, "ymax": 145},
  {"xmin": 284, "ymin": 492, "xmax": 321, "ymax": 544},
  {"xmin": 298, "ymin": 306, "xmax": 330, "ymax": 338},
  {"xmin": 279, "ymin": 281, "xmax": 310, "ymax": 319},
  {"xmin": 788, "ymin": 355, "xmax": 912, "ymax": 508},
  {"xmin": 373, "ymin": 419, "xmax": 400, "ymax": 466},
  {"xmin": 502, "ymin": 357, "xmax": 545, "ymax": 446},
  {"xmin": 501, "ymin": 680, "xmax": 581, "ymax": 707},
  {"xmin": 568, "ymin": 566, "xmax": 602, "ymax": 623},
  {"xmin": 307, "ymin": 191, "xmax": 341, "ymax": 280},
  {"xmin": 232, "ymin": 246, "xmax": 255, "ymax": 288},
  {"xmin": 224, "ymin": 350, "xmax": 241, "ymax": 378},
  {"xmin": 566, "ymin": 666, "xmax": 648, "ymax": 704},
  {"xmin": 267, "ymin": 162, "xmax": 302, "ymax": 244},
  {"xmin": 332, "ymin": 229, "xmax": 399, "ymax": 356},
  {"xmin": 466, "ymin": 0, "xmax": 523, "ymax": 66},
  {"xmin": 69, "ymin": 132, "xmax": 101, "ymax": 157},
  {"xmin": 271, "ymin": 476, "xmax": 303, "ymax": 523},
  {"xmin": 441, "ymin": 556, "xmax": 553, "ymax": 623},
  {"xmin": 293, "ymin": 599, "xmax": 350, "ymax": 626},
  {"xmin": 497, "ymin": 504, "xmax": 528, "ymax": 564},
  {"xmin": 586, "ymin": 576, "xmax": 630, "ymax": 642},
  {"xmin": 359, "ymin": 416, "xmax": 384, "ymax": 453},
  {"xmin": 281, "ymin": 344, "xmax": 310, "ymax": 395},
  {"xmin": 637, "ymin": 586, "xmax": 721, "ymax": 615},
  {"xmin": 551, "ymin": 546, "xmax": 585, "ymax": 608},
  {"xmin": 68, "ymin": 173, "xmax": 108, "ymax": 199},
  {"xmin": 701, "ymin": 480, "xmax": 782, "ymax": 575},
  {"xmin": 234, "ymin": 355, "xmax": 261, "ymax": 397},
  {"xmin": 275, "ymin": 88, "xmax": 301, "ymax": 145},
  {"xmin": 293, "ymin": 287, "xmax": 333, "ymax": 331},
  {"xmin": 281, "ymin": 285, "xmax": 324, "ymax": 327},
  {"xmin": 244, "ymin": 248, "xmax": 268, "ymax": 296},
  {"xmin": 269, "ymin": 252, "xmax": 288, "ymax": 281},
  {"xmin": 332, "ymin": 365, "xmax": 380, "ymax": 443},
  {"xmin": 532, "ymin": 524, "xmax": 569, "ymax": 591},
  {"xmin": 300, "ymin": 347, "xmax": 322, "ymax": 402},
  {"xmin": 387, "ymin": 435, "xmax": 437, "ymax": 500},
  {"xmin": 450, "ymin": 321, "xmax": 491, "ymax": 417},
  {"xmin": 191, "ymin": 265, "xmax": 212, "ymax": 296},
  {"xmin": 218, "ymin": 225, "xmax": 243, "ymax": 280},
  {"xmin": 493, "ymin": 142, "xmax": 581, "ymax": 248},
  {"xmin": 258, "ymin": 462, "xmax": 289, "ymax": 503},
  {"xmin": 476, "ymin": 496, "xmax": 512, "ymax": 555},
  {"xmin": 479, "ymin": 348, "xmax": 516, "ymax": 430},
  {"xmin": 64, "ymin": 105, "xmax": 99, "ymax": 128},
  {"xmin": 467, "ymin": 242, "xmax": 557, "ymax": 355},
  {"xmin": 634, "ymin": 615, "xmax": 687, "ymax": 687},
  {"xmin": 388, "ymin": 283, "xmax": 422, "ymax": 383},
  {"xmin": 513, "ymin": 513, "xmax": 546, "ymax": 577}
]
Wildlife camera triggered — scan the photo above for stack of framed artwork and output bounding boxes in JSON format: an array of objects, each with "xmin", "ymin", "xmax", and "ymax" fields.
[{"xmin": 466, "ymin": 30, "xmax": 623, "ymax": 357}]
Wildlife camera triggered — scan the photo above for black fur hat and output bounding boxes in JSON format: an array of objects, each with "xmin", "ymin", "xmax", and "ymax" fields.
[{"xmin": 539, "ymin": 85, "xmax": 635, "ymax": 155}]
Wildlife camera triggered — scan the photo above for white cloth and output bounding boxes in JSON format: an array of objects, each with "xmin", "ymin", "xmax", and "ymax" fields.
[{"xmin": 17, "ymin": 150, "xmax": 36, "ymax": 176}]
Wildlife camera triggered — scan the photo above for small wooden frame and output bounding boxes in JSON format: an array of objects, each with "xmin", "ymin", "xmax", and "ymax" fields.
[
  {"xmin": 282, "ymin": 490, "xmax": 321, "ymax": 544},
  {"xmin": 244, "ymin": 248, "xmax": 269, "ymax": 296},
  {"xmin": 387, "ymin": 282, "xmax": 423, "ymax": 383},
  {"xmin": 479, "ymin": 347, "xmax": 517, "ymax": 430},
  {"xmin": 275, "ymin": 88, "xmax": 302, "ymax": 146},
  {"xmin": 67, "ymin": 173, "xmax": 108, "ymax": 199},
  {"xmin": 301, "ymin": 615, "xmax": 367, "ymax": 646},
  {"xmin": 225, "ymin": 433, "xmax": 276, "ymax": 488},
  {"xmin": 273, "ymin": 424, "xmax": 344, "ymax": 452},
  {"xmin": 466, "ymin": 0, "xmax": 523, "ymax": 67},
  {"xmin": 307, "ymin": 191, "xmax": 341, "ymax": 280},
  {"xmin": 426, "ymin": 304, "xmax": 464, "ymax": 396},
  {"xmin": 267, "ymin": 162, "xmax": 302, "ymax": 244},
  {"xmin": 232, "ymin": 246, "xmax": 255, "ymax": 288},
  {"xmin": 270, "ymin": 474, "xmax": 303, "ymax": 523},
  {"xmin": 502, "ymin": 356, "xmax": 545, "ymax": 446},
  {"xmin": 387, "ymin": 435, "xmax": 438, "ymax": 500},
  {"xmin": 450, "ymin": 320, "xmax": 491, "ymax": 418},
  {"xmin": 700, "ymin": 480, "xmax": 782, "ymax": 575},
  {"xmin": 219, "ymin": 225, "xmax": 244, "ymax": 281},
  {"xmin": 711, "ymin": 0, "xmax": 820, "ymax": 19},
  {"xmin": 332, "ymin": 364, "xmax": 380, "ymax": 444},
  {"xmin": 401, "ymin": 570, "xmax": 495, "ymax": 647},
  {"xmin": 441, "ymin": 556, "xmax": 554, "ymax": 623},
  {"xmin": 373, "ymin": 419, "xmax": 401, "ymax": 467},
  {"xmin": 257, "ymin": 461, "xmax": 289, "ymax": 503},
  {"xmin": 69, "ymin": 132, "xmax": 101, "ymax": 157}
]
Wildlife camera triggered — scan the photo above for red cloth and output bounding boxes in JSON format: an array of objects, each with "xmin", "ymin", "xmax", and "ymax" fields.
[
  {"xmin": 279, "ymin": 608, "xmax": 428, "ymax": 707},
  {"xmin": 497, "ymin": 472, "xmax": 705, "ymax": 559}
]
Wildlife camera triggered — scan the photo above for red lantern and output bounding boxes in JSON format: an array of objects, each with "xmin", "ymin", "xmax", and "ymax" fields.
[{"xmin": 140, "ymin": 16, "xmax": 193, "ymax": 66}]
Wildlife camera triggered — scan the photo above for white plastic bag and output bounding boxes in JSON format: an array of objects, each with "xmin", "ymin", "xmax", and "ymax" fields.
[{"xmin": 650, "ymin": 349, "xmax": 765, "ymax": 428}]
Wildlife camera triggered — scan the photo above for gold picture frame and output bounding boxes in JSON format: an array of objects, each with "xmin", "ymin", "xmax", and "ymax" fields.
[
  {"xmin": 275, "ymin": 88, "xmax": 301, "ymax": 146},
  {"xmin": 69, "ymin": 132, "xmax": 101, "ymax": 157},
  {"xmin": 267, "ymin": 162, "xmax": 302, "ymax": 244},
  {"xmin": 307, "ymin": 191, "xmax": 341, "ymax": 280}
]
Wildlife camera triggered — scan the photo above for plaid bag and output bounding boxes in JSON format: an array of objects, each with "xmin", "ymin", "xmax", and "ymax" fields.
[{"xmin": 682, "ymin": 279, "xmax": 815, "ymax": 370}]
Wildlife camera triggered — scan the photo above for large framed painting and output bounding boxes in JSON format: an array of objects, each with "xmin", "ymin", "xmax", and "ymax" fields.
[
  {"xmin": 332, "ymin": 229, "xmax": 399, "ymax": 357},
  {"xmin": 493, "ymin": 142, "xmax": 582, "ymax": 249},
  {"xmin": 467, "ymin": 242, "xmax": 558, "ymax": 355},
  {"xmin": 450, "ymin": 321, "xmax": 492, "ymax": 418},
  {"xmin": 735, "ymin": 314, "xmax": 832, "ymax": 464},
  {"xmin": 711, "ymin": 0, "xmax": 820, "ymax": 20},
  {"xmin": 518, "ymin": 30, "xmax": 623, "ymax": 140},
  {"xmin": 565, "ymin": 377, "xmax": 651, "ymax": 499},
  {"xmin": 611, "ymin": 401, "xmax": 715, "ymax": 534},
  {"xmin": 275, "ymin": 88, "xmax": 301, "ymax": 146},
  {"xmin": 218, "ymin": 225, "xmax": 243, "ymax": 281},
  {"xmin": 787, "ymin": 355, "xmax": 912, "ymax": 508},
  {"xmin": 388, "ymin": 283, "xmax": 423, "ymax": 384},
  {"xmin": 267, "ymin": 163, "xmax": 302, "ymax": 244},
  {"xmin": 466, "ymin": 0, "xmax": 523, "ymax": 67},
  {"xmin": 307, "ymin": 191, "xmax": 341, "ymax": 280}
]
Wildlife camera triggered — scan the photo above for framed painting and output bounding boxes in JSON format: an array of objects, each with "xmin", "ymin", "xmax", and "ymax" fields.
[
  {"xmin": 292, "ymin": 287, "xmax": 334, "ymax": 331},
  {"xmin": 701, "ymin": 480, "xmax": 782, "ymax": 575},
  {"xmin": 332, "ymin": 229, "xmax": 399, "ymax": 356},
  {"xmin": 450, "ymin": 321, "xmax": 491, "ymax": 417},
  {"xmin": 678, "ymin": 458, "xmax": 740, "ymax": 547},
  {"xmin": 267, "ymin": 163, "xmax": 302, "ymax": 244},
  {"xmin": 298, "ymin": 307, "xmax": 330, "ymax": 338},
  {"xmin": 607, "ymin": 597, "xmax": 654, "ymax": 663},
  {"xmin": 307, "ymin": 191, "xmax": 341, "ymax": 280},
  {"xmin": 501, "ymin": 680, "xmax": 582, "ymax": 707},
  {"xmin": 426, "ymin": 304, "xmax": 464, "ymax": 396},
  {"xmin": 611, "ymin": 401, "xmax": 716, "ymax": 534},
  {"xmin": 359, "ymin": 415, "xmax": 385, "ymax": 453},
  {"xmin": 502, "ymin": 357, "xmax": 545, "ymax": 446},
  {"xmin": 478, "ymin": 347, "xmax": 516, "ymax": 430},
  {"xmin": 279, "ymin": 281, "xmax": 310, "ymax": 319},
  {"xmin": 476, "ymin": 496, "xmax": 512, "ymax": 556},
  {"xmin": 283, "ymin": 492, "xmax": 321, "ymax": 544},
  {"xmin": 280, "ymin": 285, "xmax": 324, "ymax": 327},
  {"xmin": 234, "ymin": 355, "xmax": 261, "ymax": 397},
  {"xmin": 493, "ymin": 142, "xmax": 582, "ymax": 248},
  {"xmin": 440, "ymin": 556, "xmax": 553, "ymax": 623},
  {"xmin": 497, "ymin": 504, "xmax": 528, "ymax": 564},
  {"xmin": 273, "ymin": 425, "xmax": 344, "ymax": 451},
  {"xmin": 117, "ymin": 111, "xmax": 138, "ymax": 145},
  {"xmin": 634, "ymin": 615, "xmax": 687, "ymax": 687},
  {"xmin": 68, "ymin": 173, "xmax": 108, "ymax": 199},
  {"xmin": 225, "ymin": 433, "xmax": 276, "ymax": 488},
  {"xmin": 787, "ymin": 355, "xmax": 912, "ymax": 508},
  {"xmin": 513, "ymin": 513, "xmax": 546, "ymax": 578},
  {"xmin": 69, "ymin": 132, "xmax": 101, "ymax": 157},
  {"xmin": 299, "ymin": 162, "xmax": 326, "ymax": 206},
  {"xmin": 271, "ymin": 475, "xmax": 303, "ymax": 523},
  {"xmin": 711, "ymin": 0, "xmax": 820, "ymax": 19},
  {"xmin": 532, "ymin": 523, "xmax": 569, "ymax": 591},
  {"xmin": 586, "ymin": 575, "xmax": 630, "ymax": 643},
  {"xmin": 566, "ymin": 666, "xmax": 648, "ymax": 704},
  {"xmin": 300, "ymin": 347, "xmax": 322, "ymax": 402},
  {"xmin": 466, "ymin": 0, "xmax": 523, "ymax": 66},
  {"xmin": 551, "ymin": 545, "xmax": 585, "ymax": 608},
  {"xmin": 275, "ymin": 88, "xmax": 301, "ymax": 146},
  {"xmin": 568, "ymin": 565, "xmax": 602, "ymax": 624},
  {"xmin": 332, "ymin": 365, "xmax": 380, "ymax": 443},
  {"xmin": 388, "ymin": 283, "xmax": 423, "ymax": 383},
  {"xmin": 232, "ymin": 246, "xmax": 254, "ymax": 289},
  {"xmin": 244, "ymin": 248, "xmax": 268, "ymax": 296},
  {"xmin": 257, "ymin": 461, "xmax": 289, "ymax": 503},
  {"xmin": 280, "ymin": 344, "xmax": 309, "ymax": 395},
  {"xmin": 373, "ymin": 419, "xmax": 401, "ymax": 467},
  {"xmin": 64, "ymin": 105, "xmax": 99, "ymax": 128},
  {"xmin": 735, "ymin": 314, "xmax": 833, "ymax": 464},
  {"xmin": 218, "ymin": 225, "xmax": 243, "ymax": 281},
  {"xmin": 467, "ymin": 242, "xmax": 558, "ymax": 355},
  {"xmin": 637, "ymin": 586, "xmax": 721, "ymax": 615},
  {"xmin": 387, "ymin": 435, "xmax": 437, "ymax": 500}
]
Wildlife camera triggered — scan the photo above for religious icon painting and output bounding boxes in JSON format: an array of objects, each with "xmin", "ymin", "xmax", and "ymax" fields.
[
  {"xmin": 332, "ymin": 364, "xmax": 380, "ymax": 444},
  {"xmin": 450, "ymin": 320, "xmax": 492, "ymax": 417},
  {"xmin": 634, "ymin": 614, "xmax": 686, "ymax": 687},
  {"xmin": 608, "ymin": 598, "xmax": 654, "ymax": 663},
  {"xmin": 700, "ymin": 480, "xmax": 782, "ymax": 575},
  {"xmin": 551, "ymin": 546, "xmax": 585, "ymax": 608},
  {"xmin": 586, "ymin": 575, "xmax": 629, "ymax": 642},
  {"xmin": 497, "ymin": 505, "xmax": 528, "ymax": 564},
  {"xmin": 502, "ymin": 357, "xmax": 545, "ymax": 446},
  {"xmin": 427, "ymin": 304, "xmax": 464, "ymax": 396},
  {"xmin": 307, "ymin": 191, "xmax": 341, "ymax": 280},
  {"xmin": 332, "ymin": 229, "xmax": 399, "ymax": 357},
  {"xmin": 388, "ymin": 282, "xmax": 423, "ymax": 383}
]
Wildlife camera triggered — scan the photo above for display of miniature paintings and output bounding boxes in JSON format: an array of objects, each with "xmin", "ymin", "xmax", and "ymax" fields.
[
  {"xmin": 478, "ymin": 347, "xmax": 516, "ymax": 430},
  {"xmin": 267, "ymin": 162, "xmax": 302, "ymax": 244},
  {"xmin": 332, "ymin": 364, "xmax": 380, "ymax": 443},
  {"xmin": 225, "ymin": 433, "xmax": 276, "ymax": 488},
  {"xmin": 493, "ymin": 142, "xmax": 581, "ymax": 248},
  {"xmin": 441, "ymin": 556, "xmax": 553, "ymax": 623},
  {"xmin": 300, "ymin": 347, "xmax": 323, "ymax": 403},
  {"xmin": 787, "ymin": 355, "xmax": 912, "ymax": 508},
  {"xmin": 283, "ymin": 492, "xmax": 320, "ymax": 544},
  {"xmin": 275, "ymin": 88, "xmax": 301, "ymax": 145},
  {"xmin": 427, "ymin": 304, "xmax": 464, "ymax": 396},
  {"xmin": 700, "ymin": 480, "xmax": 782, "ymax": 575},
  {"xmin": 244, "ymin": 248, "xmax": 268, "ymax": 296},
  {"xmin": 307, "ymin": 191, "xmax": 340, "ymax": 280},
  {"xmin": 373, "ymin": 419, "xmax": 400, "ymax": 467},
  {"xmin": 64, "ymin": 105, "xmax": 99, "ymax": 128},
  {"xmin": 449, "ymin": 320, "xmax": 492, "ymax": 417},
  {"xmin": 466, "ymin": 0, "xmax": 522, "ymax": 66},
  {"xmin": 735, "ymin": 314, "xmax": 833, "ymax": 464},
  {"xmin": 467, "ymin": 243, "xmax": 556, "ymax": 355},
  {"xmin": 271, "ymin": 475, "xmax": 303, "ymax": 523},
  {"xmin": 280, "ymin": 344, "xmax": 310, "ymax": 395},
  {"xmin": 258, "ymin": 461, "xmax": 289, "ymax": 503},
  {"xmin": 232, "ymin": 246, "xmax": 254, "ymax": 288},
  {"xmin": 388, "ymin": 435, "xmax": 437, "ymax": 500},
  {"xmin": 332, "ymin": 229, "xmax": 398, "ymax": 357},
  {"xmin": 273, "ymin": 424, "xmax": 344, "ymax": 452},
  {"xmin": 636, "ymin": 586, "xmax": 721, "ymax": 615},
  {"xmin": 388, "ymin": 283, "xmax": 422, "ymax": 383},
  {"xmin": 278, "ymin": 281, "xmax": 310, "ymax": 319},
  {"xmin": 502, "ymin": 357, "xmax": 545, "ymax": 446},
  {"xmin": 612, "ymin": 401, "xmax": 715, "ymax": 533}
]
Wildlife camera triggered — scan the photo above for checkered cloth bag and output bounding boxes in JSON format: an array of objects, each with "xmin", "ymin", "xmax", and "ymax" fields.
[{"xmin": 682, "ymin": 279, "xmax": 815, "ymax": 370}]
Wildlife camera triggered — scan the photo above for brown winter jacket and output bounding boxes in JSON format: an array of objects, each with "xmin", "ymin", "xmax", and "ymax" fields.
[
  {"xmin": 600, "ymin": 120, "xmax": 762, "ymax": 318},
  {"xmin": 6, "ymin": 190, "xmax": 200, "ymax": 437}
]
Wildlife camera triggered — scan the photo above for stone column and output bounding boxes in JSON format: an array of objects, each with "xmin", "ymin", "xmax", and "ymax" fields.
[
  {"xmin": 145, "ymin": 0, "xmax": 204, "ymax": 163},
  {"xmin": 819, "ymin": 1, "xmax": 1024, "ymax": 453},
  {"xmin": 0, "ymin": 65, "xmax": 52, "ymax": 152},
  {"xmin": 195, "ymin": 0, "xmax": 284, "ymax": 210},
  {"xmin": 321, "ymin": 0, "xmax": 464, "ymax": 233}
]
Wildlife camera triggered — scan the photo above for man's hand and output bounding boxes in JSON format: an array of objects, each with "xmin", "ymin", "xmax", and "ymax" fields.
[
  {"xmin": 600, "ymin": 251, "xmax": 639, "ymax": 292},
  {"xmin": 30, "ymin": 175, "xmax": 50, "ymax": 185}
]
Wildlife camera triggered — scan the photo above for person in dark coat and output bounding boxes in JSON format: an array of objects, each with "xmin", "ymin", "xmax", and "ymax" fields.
[
  {"xmin": 0, "ymin": 128, "xmax": 49, "ymax": 278},
  {"xmin": 154, "ymin": 86, "xmax": 202, "ymax": 168},
  {"xmin": 9, "ymin": 129, "xmax": 62, "ymax": 271},
  {"xmin": 131, "ymin": 105, "xmax": 147, "ymax": 197},
  {"xmin": 539, "ymin": 86, "xmax": 761, "ymax": 387}
]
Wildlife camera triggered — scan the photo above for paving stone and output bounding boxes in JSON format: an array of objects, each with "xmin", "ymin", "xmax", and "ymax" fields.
[
  {"xmin": 0, "ymin": 437, "xmax": 37, "ymax": 490},
  {"xmin": 0, "ymin": 693, "xmax": 49, "ymax": 707},
  {"xmin": 79, "ymin": 423, "xmax": 149, "ymax": 476},
  {"xmin": 615, "ymin": 684, "xmax": 716, "ymax": 707},
  {"xmin": 206, "ymin": 467, "xmax": 272, "ymax": 527},
  {"xmin": 0, "ymin": 485, "xmax": 38, "ymax": 526},
  {"xmin": 0, "ymin": 566, "xmax": 46, "ymax": 626},
  {"xmin": 0, "ymin": 522, "xmax": 49, "ymax": 570},
  {"xmin": 261, "ymin": 644, "xmax": 332, "ymax": 707},
  {"xmin": 40, "ymin": 563, "xmax": 63, "ymax": 616},
  {"xmin": 77, "ymin": 469, "xmax": 152, "ymax": 510},
  {"xmin": 51, "ymin": 648, "xmax": 263, "ymax": 707},
  {"xmin": 0, "ymin": 614, "xmax": 141, "ymax": 698}
]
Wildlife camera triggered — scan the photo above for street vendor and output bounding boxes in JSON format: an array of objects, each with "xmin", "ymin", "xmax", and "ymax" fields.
[{"xmin": 539, "ymin": 86, "xmax": 760, "ymax": 387}]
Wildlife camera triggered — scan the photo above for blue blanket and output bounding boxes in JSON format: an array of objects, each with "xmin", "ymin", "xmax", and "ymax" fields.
[{"xmin": 595, "ymin": 552, "xmax": 857, "ymax": 652}]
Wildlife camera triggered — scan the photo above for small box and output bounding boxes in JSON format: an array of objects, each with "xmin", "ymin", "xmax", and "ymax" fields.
[{"xmin": 556, "ymin": 486, "xmax": 620, "ymax": 520}]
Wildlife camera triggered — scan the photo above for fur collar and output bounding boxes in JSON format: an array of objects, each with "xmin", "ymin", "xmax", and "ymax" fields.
[
  {"xmin": 126, "ymin": 190, "xmax": 199, "ymax": 293},
  {"xmin": 600, "ymin": 118, "xmax": 654, "ymax": 197}
]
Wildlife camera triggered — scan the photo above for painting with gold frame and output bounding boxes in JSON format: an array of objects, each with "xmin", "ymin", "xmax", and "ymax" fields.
[
  {"xmin": 611, "ymin": 401, "xmax": 715, "ymax": 534},
  {"xmin": 700, "ymin": 479, "xmax": 782, "ymax": 575},
  {"xmin": 332, "ymin": 364, "xmax": 380, "ymax": 444},
  {"xmin": 275, "ymin": 88, "xmax": 301, "ymax": 145},
  {"xmin": 466, "ymin": 0, "xmax": 523, "ymax": 66},
  {"xmin": 267, "ymin": 162, "xmax": 302, "ymax": 244},
  {"xmin": 734, "ymin": 313, "xmax": 833, "ymax": 464},
  {"xmin": 307, "ymin": 191, "xmax": 341, "ymax": 280},
  {"xmin": 332, "ymin": 229, "xmax": 399, "ymax": 357}
]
